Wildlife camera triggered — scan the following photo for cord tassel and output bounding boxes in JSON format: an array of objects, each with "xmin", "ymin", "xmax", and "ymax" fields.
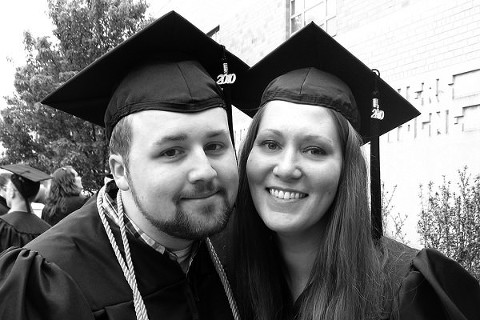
[{"xmin": 217, "ymin": 45, "xmax": 236, "ymax": 148}]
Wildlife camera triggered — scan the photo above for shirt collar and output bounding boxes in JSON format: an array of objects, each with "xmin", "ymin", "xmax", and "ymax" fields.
[{"xmin": 100, "ymin": 181, "xmax": 199, "ymax": 273}]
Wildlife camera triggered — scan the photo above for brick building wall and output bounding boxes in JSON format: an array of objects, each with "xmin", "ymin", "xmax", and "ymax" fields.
[
  {"xmin": 334, "ymin": 0, "xmax": 480, "ymax": 246},
  {"xmin": 149, "ymin": 0, "xmax": 480, "ymax": 247}
]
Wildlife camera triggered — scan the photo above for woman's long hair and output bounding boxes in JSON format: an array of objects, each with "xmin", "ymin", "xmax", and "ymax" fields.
[
  {"xmin": 42, "ymin": 166, "xmax": 82, "ymax": 223},
  {"xmin": 233, "ymin": 106, "xmax": 388, "ymax": 320}
]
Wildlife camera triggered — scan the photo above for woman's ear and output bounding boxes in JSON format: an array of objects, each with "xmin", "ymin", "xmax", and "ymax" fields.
[{"xmin": 109, "ymin": 154, "xmax": 130, "ymax": 191}]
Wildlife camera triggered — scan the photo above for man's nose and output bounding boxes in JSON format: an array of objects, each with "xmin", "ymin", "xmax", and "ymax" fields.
[{"xmin": 187, "ymin": 149, "xmax": 218, "ymax": 183}]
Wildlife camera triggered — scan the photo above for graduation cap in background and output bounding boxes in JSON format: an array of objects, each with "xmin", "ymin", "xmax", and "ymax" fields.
[
  {"xmin": 0, "ymin": 164, "xmax": 51, "ymax": 214},
  {"xmin": 232, "ymin": 23, "xmax": 420, "ymax": 240},
  {"xmin": 41, "ymin": 11, "xmax": 249, "ymax": 142}
]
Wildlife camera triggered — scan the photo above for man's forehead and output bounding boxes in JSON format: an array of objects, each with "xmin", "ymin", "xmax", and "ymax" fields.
[
  {"xmin": 129, "ymin": 107, "xmax": 227, "ymax": 122},
  {"xmin": 129, "ymin": 108, "xmax": 230, "ymax": 138}
]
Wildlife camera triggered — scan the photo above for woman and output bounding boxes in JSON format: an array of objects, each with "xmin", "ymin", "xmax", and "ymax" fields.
[
  {"xmin": 42, "ymin": 166, "xmax": 87, "ymax": 226},
  {"xmin": 231, "ymin": 24, "xmax": 480, "ymax": 320}
]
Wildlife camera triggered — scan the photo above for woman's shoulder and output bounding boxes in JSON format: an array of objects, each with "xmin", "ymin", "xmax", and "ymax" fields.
[
  {"xmin": 66, "ymin": 194, "xmax": 89, "ymax": 204},
  {"xmin": 382, "ymin": 239, "xmax": 480, "ymax": 319},
  {"xmin": 381, "ymin": 237, "xmax": 419, "ymax": 282}
]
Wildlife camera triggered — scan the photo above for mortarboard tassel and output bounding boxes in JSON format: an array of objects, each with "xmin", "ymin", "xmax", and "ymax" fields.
[
  {"xmin": 370, "ymin": 69, "xmax": 384, "ymax": 242},
  {"xmin": 217, "ymin": 46, "xmax": 236, "ymax": 149}
]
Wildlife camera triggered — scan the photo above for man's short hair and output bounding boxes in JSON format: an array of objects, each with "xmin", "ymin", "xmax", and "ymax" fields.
[{"xmin": 108, "ymin": 115, "xmax": 133, "ymax": 168}]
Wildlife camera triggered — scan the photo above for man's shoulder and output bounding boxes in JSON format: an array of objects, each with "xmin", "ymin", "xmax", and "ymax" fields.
[{"xmin": 26, "ymin": 198, "xmax": 101, "ymax": 259}]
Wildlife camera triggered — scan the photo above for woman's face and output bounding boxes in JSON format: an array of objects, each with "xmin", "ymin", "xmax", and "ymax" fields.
[
  {"xmin": 246, "ymin": 101, "xmax": 343, "ymax": 237},
  {"xmin": 71, "ymin": 169, "xmax": 83, "ymax": 190}
]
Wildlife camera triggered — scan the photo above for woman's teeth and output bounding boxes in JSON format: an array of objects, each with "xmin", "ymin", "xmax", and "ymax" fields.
[{"xmin": 269, "ymin": 188, "xmax": 306, "ymax": 200}]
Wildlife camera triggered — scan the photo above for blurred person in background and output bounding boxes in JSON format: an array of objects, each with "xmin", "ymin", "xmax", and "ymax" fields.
[
  {"xmin": 0, "ymin": 171, "xmax": 12, "ymax": 215},
  {"xmin": 31, "ymin": 180, "xmax": 51, "ymax": 217},
  {"xmin": 0, "ymin": 164, "xmax": 51, "ymax": 252},
  {"xmin": 42, "ymin": 165, "xmax": 88, "ymax": 226}
]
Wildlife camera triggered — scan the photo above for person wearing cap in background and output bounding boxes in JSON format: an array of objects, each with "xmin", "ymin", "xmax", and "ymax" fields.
[
  {"xmin": 230, "ymin": 23, "xmax": 480, "ymax": 320},
  {"xmin": 0, "ymin": 164, "xmax": 51, "ymax": 252},
  {"xmin": 0, "ymin": 171, "xmax": 12, "ymax": 215},
  {"xmin": 0, "ymin": 11, "xmax": 247, "ymax": 320}
]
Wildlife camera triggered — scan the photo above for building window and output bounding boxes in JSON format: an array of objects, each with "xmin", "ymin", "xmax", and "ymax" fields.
[
  {"xmin": 453, "ymin": 69, "xmax": 480, "ymax": 99},
  {"xmin": 290, "ymin": 0, "xmax": 337, "ymax": 36},
  {"xmin": 463, "ymin": 105, "xmax": 480, "ymax": 132}
]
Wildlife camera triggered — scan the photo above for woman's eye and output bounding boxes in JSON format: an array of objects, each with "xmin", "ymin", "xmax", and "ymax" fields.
[
  {"xmin": 304, "ymin": 147, "xmax": 326, "ymax": 156},
  {"xmin": 261, "ymin": 141, "xmax": 279, "ymax": 151}
]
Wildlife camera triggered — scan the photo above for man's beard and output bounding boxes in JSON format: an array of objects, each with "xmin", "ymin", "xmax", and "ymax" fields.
[{"xmin": 128, "ymin": 177, "xmax": 234, "ymax": 240}]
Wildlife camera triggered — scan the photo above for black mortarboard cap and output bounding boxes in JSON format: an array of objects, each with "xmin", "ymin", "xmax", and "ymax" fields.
[
  {"xmin": 41, "ymin": 11, "xmax": 249, "ymax": 140},
  {"xmin": 0, "ymin": 164, "xmax": 51, "ymax": 200},
  {"xmin": 232, "ymin": 23, "xmax": 420, "ymax": 241},
  {"xmin": 232, "ymin": 22, "xmax": 420, "ymax": 142}
]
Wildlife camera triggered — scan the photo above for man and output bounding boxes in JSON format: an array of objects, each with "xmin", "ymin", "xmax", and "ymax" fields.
[
  {"xmin": 0, "ymin": 164, "xmax": 51, "ymax": 252},
  {"xmin": 0, "ymin": 11, "xmax": 247, "ymax": 320},
  {"xmin": 0, "ymin": 171, "xmax": 11, "ymax": 215}
]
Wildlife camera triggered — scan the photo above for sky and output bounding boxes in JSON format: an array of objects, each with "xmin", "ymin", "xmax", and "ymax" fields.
[
  {"xmin": 0, "ymin": 0, "xmax": 252, "ymax": 129},
  {"xmin": 0, "ymin": 1, "xmax": 187, "ymax": 108},
  {"xmin": 0, "ymin": 0, "xmax": 53, "ymax": 108}
]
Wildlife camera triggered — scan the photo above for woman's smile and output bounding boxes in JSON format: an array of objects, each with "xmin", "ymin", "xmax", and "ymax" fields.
[{"xmin": 267, "ymin": 187, "xmax": 308, "ymax": 200}]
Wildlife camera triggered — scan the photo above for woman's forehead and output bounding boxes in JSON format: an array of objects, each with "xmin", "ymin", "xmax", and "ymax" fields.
[{"xmin": 260, "ymin": 101, "xmax": 335, "ymax": 128}]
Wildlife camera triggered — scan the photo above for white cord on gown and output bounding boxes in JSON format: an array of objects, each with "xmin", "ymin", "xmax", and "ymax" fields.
[
  {"xmin": 96, "ymin": 187, "xmax": 241, "ymax": 320},
  {"xmin": 97, "ymin": 190, "xmax": 149, "ymax": 320}
]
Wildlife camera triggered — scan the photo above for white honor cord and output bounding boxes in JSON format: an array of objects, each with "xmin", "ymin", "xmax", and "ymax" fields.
[
  {"xmin": 97, "ymin": 190, "xmax": 149, "ymax": 320},
  {"xmin": 206, "ymin": 238, "xmax": 241, "ymax": 320},
  {"xmin": 96, "ymin": 188, "xmax": 241, "ymax": 320}
]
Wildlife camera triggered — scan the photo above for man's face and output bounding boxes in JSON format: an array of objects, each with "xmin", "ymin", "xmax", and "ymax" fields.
[
  {"xmin": 123, "ymin": 108, "xmax": 238, "ymax": 240},
  {"xmin": 5, "ymin": 181, "xmax": 14, "ymax": 208}
]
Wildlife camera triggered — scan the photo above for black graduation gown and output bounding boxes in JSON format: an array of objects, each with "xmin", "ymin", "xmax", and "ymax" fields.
[
  {"xmin": 393, "ymin": 248, "xmax": 480, "ymax": 319},
  {"xmin": 0, "ymin": 199, "xmax": 234, "ymax": 320},
  {"xmin": 286, "ymin": 238, "xmax": 480, "ymax": 320},
  {"xmin": 218, "ymin": 226, "xmax": 480, "ymax": 320},
  {"xmin": 0, "ymin": 211, "xmax": 51, "ymax": 252},
  {"xmin": 41, "ymin": 194, "xmax": 89, "ymax": 226}
]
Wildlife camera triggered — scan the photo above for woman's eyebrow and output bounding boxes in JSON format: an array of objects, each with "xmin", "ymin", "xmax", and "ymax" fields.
[
  {"xmin": 258, "ymin": 128, "xmax": 282, "ymax": 136},
  {"xmin": 303, "ymin": 134, "xmax": 334, "ymax": 146}
]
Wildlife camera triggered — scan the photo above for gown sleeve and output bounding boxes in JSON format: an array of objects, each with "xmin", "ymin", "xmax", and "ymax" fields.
[
  {"xmin": 0, "ymin": 224, "xmax": 33, "ymax": 252},
  {"xmin": 0, "ymin": 247, "xmax": 95, "ymax": 320},
  {"xmin": 395, "ymin": 248, "xmax": 480, "ymax": 320}
]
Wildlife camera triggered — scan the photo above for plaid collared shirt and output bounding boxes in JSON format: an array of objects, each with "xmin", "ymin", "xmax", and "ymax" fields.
[{"xmin": 99, "ymin": 181, "xmax": 198, "ymax": 273}]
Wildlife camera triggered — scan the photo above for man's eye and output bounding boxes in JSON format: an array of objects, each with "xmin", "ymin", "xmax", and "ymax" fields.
[
  {"xmin": 160, "ymin": 149, "xmax": 182, "ymax": 158},
  {"xmin": 205, "ymin": 143, "xmax": 224, "ymax": 152}
]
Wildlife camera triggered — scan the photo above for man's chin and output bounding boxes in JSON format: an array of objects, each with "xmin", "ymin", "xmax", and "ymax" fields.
[
  {"xmin": 179, "ymin": 196, "xmax": 225, "ymax": 214},
  {"xmin": 169, "ymin": 207, "xmax": 232, "ymax": 240}
]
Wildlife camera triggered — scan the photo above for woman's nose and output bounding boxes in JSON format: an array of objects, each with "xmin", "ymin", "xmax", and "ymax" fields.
[{"xmin": 272, "ymin": 149, "xmax": 302, "ymax": 180}]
